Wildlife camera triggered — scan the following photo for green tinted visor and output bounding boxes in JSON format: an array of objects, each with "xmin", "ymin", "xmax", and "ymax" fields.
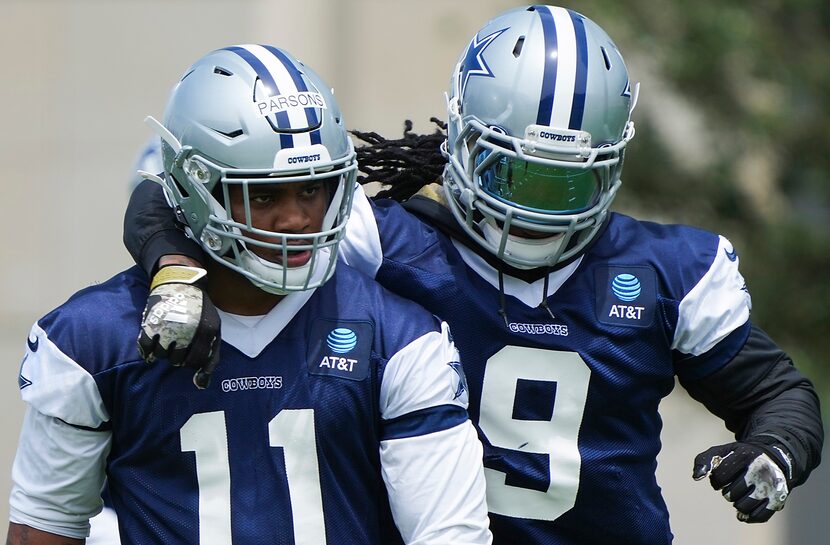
[{"xmin": 477, "ymin": 152, "xmax": 600, "ymax": 214}]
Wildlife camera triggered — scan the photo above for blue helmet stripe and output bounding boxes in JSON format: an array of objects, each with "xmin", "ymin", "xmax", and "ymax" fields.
[
  {"xmin": 223, "ymin": 46, "xmax": 293, "ymax": 148},
  {"xmin": 263, "ymin": 45, "xmax": 322, "ymax": 146},
  {"xmin": 535, "ymin": 6, "xmax": 558, "ymax": 126},
  {"xmin": 568, "ymin": 11, "xmax": 588, "ymax": 130}
]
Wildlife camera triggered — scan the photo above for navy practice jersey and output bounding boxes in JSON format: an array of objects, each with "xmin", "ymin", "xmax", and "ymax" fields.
[
  {"xmin": 10, "ymin": 265, "xmax": 490, "ymax": 545},
  {"xmin": 340, "ymin": 186, "xmax": 753, "ymax": 545}
]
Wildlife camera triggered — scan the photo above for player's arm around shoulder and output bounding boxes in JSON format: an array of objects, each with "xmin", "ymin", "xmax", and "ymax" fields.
[{"xmin": 378, "ymin": 320, "xmax": 492, "ymax": 545}]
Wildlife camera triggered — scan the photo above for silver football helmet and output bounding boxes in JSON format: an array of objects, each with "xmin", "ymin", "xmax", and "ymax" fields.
[
  {"xmin": 142, "ymin": 44, "xmax": 358, "ymax": 294},
  {"xmin": 443, "ymin": 5, "xmax": 638, "ymax": 269}
]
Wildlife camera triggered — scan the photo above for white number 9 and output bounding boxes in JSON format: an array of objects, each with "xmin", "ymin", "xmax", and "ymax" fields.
[{"xmin": 479, "ymin": 346, "xmax": 590, "ymax": 520}]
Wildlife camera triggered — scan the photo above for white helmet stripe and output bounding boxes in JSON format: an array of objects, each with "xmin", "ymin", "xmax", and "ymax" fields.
[
  {"xmin": 246, "ymin": 44, "xmax": 313, "ymax": 149},
  {"xmin": 548, "ymin": 6, "xmax": 578, "ymax": 128},
  {"xmin": 535, "ymin": 6, "xmax": 588, "ymax": 130}
]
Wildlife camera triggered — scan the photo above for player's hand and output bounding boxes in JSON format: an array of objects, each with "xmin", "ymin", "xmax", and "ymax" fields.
[
  {"xmin": 138, "ymin": 265, "xmax": 221, "ymax": 389},
  {"xmin": 693, "ymin": 441, "xmax": 791, "ymax": 523}
]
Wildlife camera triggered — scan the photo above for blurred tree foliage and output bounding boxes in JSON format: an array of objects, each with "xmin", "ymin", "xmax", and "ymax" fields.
[{"xmin": 575, "ymin": 0, "xmax": 830, "ymax": 396}]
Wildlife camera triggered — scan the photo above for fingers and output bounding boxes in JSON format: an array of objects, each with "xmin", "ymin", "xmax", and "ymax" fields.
[
  {"xmin": 692, "ymin": 444, "xmax": 735, "ymax": 482},
  {"xmin": 708, "ymin": 452, "xmax": 746, "ymax": 490},
  {"xmin": 166, "ymin": 342, "xmax": 188, "ymax": 367},
  {"xmin": 693, "ymin": 442, "xmax": 790, "ymax": 524},
  {"xmin": 736, "ymin": 500, "xmax": 775, "ymax": 524},
  {"xmin": 721, "ymin": 474, "xmax": 752, "ymax": 502},
  {"xmin": 190, "ymin": 337, "xmax": 221, "ymax": 390},
  {"xmin": 733, "ymin": 494, "xmax": 769, "ymax": 523},
  {"xmin": 137, "ymin": 331, "xmax": 160, "ymax": 363},
  {"xmin": 136, "ymin": 280, "xmax": 221, "ymax": 389},
  {"xmin": 137, "ymin": 268, "xmax": 222, "ymax": 389},
  {"xmin": 193, "ymin": 370, "xmax": 212, "ymax": 390}
]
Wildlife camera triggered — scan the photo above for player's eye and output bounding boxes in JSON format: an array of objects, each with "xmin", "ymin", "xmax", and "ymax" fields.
[
  {"xmin": 249, "ymin": 193, "xmax": 275, "ymax": 206},
  {"xmin": 300, "ymin": 182, "xmax": 323, "ymax": 198}
]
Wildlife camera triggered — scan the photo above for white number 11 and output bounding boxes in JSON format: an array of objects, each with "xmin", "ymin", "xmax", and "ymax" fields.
[{"xmin": 180, "ymin": 409, "xmax": 327, "ymax": 544}]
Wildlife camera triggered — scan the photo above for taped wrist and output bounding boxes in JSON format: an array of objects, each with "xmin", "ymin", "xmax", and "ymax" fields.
[{"xmin": 150, "ymin": 265, "xmax": 207, "ymax": 291}]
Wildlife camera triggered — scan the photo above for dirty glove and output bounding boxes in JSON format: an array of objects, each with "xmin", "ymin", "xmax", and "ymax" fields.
[
  {"xmin": 693, "ymin": 441, "xmax": 793, "ymax": 523},
  {"xmin": 138, "ymin": 265, "xmax": 221, "ymax": 389}
]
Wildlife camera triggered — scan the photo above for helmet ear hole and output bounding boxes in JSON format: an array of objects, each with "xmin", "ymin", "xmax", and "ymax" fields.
[
  {"xmin": 600, "ymin": 46, "xmax": 612, "ymax": 70},
  {"xmin": 512, "ymin": 37, "xmax": 525, "ymax": 58}
]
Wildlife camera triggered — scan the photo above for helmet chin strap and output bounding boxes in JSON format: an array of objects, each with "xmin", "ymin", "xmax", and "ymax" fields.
[{"xmin": 482, "ymin": 221, "xmax": 566, "ymax": 270}]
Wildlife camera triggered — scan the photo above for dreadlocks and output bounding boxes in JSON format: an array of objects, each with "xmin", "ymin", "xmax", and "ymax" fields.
[{"xmin": 351, "ymin": 118, "xmax": 447, "ymax": 202}]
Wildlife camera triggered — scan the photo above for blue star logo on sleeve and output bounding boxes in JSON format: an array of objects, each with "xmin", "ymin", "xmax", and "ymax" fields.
[
  {"xmin": 18, "ymin": 353, "xmax": 32, "ymax": 390},
  {"xmin": 447, "ymin": 361, "xmax": 469, "ymax": 404},
  {"xmin": 459, "ymin": 28, "xmax": 508, "ymax": 101}
]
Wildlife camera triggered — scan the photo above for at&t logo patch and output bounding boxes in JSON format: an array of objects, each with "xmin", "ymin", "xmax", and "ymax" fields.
[
  {"xmin": 308, "ymin": 320, "xmax": 373, "ymax": 381},
  {"xmin": 595, "ymin": 266, "xmax": 656, "ymax": 327}
]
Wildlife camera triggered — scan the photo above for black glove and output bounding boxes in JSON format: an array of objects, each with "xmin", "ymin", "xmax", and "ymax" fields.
[
  {"xmin": 693, "ymin": 441, "xmax": 793, "ymax": 523},
  {"xmin": 138, "ymin": 265, "xmax": 221, "ymax": 389}
]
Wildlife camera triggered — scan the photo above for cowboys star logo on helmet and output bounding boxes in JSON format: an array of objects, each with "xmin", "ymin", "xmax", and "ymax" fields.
[{"xmin": 458, "ymin": 27, "xmax": 508, "ymax": 102}]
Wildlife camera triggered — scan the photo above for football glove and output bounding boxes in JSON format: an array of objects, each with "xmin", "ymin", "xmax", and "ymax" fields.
[
  {"xmin": 693, "ymin": 441, "xmax": 793, "ymax": 523},
  {"xmin": 138, "ymin": 265, "xmax": 221, "ymax": 389}
]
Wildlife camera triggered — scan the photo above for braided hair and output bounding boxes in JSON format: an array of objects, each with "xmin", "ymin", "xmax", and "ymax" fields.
[{"xmin": 350, "ymin": 118, "xmax": 447, "ymax": 202}]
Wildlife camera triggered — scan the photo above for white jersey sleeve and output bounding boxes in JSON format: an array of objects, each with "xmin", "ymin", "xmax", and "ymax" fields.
[
  {"xmin": 9, "ymin": 323, "xmax": 112, "ymax": 538},
  {"xmin": 378, "ymin": 322, "xmax": 492, "ymax": 545},
  {"xmin": 339, "ymin": 184, "xmax": 384, "ymax": 277},
  {"xmin": 9, "ymin": 407, "xmax": 110, "ymax": 539},
  {"xmin": 18, "ymin": 323, "xmax": 109, "ymax": 428},
  {"xmin": 672, "ymin": 235, "xmax": 752, "ymax": 355},
  {"xmin": 381, "ymin": 422, "xmax": 490, "ymax": 545}
]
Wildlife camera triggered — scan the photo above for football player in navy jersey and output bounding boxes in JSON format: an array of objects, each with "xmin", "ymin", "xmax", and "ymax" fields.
[
  {"xmin": 7, "ymin": 44, "xmax": 492, "ymax": 545},
  {"xmin": 121, "ymin": 6, "xmax": 823, "ymax": 545}
]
